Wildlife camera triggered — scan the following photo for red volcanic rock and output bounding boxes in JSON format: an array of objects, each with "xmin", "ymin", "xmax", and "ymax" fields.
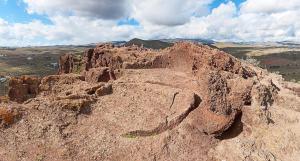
[
  {"xmin": 83, "ymin": 46, "xmax": 123, "ymax": 71},
  {"xmin": 83, "ymin": 48, "xmax": 94, "ymax": 70},
  {"xmin": 8, "ymin": 76, "xmax": 41, "ymax": 103},
  {"xmin": 0, "ymin": 42, "xmax": 293, "ymax": 161},
  {"xmin": 39, "ymin": 74, "xmax": 85, "ymax": 93},
  {"xmin": 78, "ymin": 42, "xmax": 259, "ymax": 135},
  {"xmin": 78, "ymin": 43, "xmax": 256, "ymax": 134},
  {"xmin": 82, "ymin": 43, "xmax": 166, "ymax": 71},
  {"xmin": 207, "ymin": 72, "xmax": 231, "ymax": 115},
  {"xmin": 84, "ymin": 67, "xmax": 116, "ymax": 83},
  {"xmin": 58, "ymin": 53, "xmax": 74, "ymax": 74},
  {"xmin": 163, "ymin": 42, "xmax": 256, "ymax": 78},
  {"xmin": 0, "ymin": 103, "xmax": 22, "ymax": 128},
  {"xmin": 82, "ymin": 42, "xmax": 256, "ymax": 78},
  {"xmin": 54, "ymin": 42, "xmax": 264, "ymax": 136}
]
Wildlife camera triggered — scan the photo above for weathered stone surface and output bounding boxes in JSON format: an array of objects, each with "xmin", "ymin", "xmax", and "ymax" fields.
[
  {"xmin": 0, "ymin": 104, "xmax": 21, "ymax": 128},
  {"xmin": 40, "ymin": 74, "xmax": 85, "ymax": 93},
  {"xmin": 95, "ymin": 83, "xmax": 113, "ymax": 96},
  {"xmin": 84, "ymin": 67, "xmax": 115, "ymax": 83},
  {"xmin": 58, "ymin": 53, "xmax": 74, "ymax": 74},
  {"xmin": 8, "ymin": 76, "xmax": 41, "ymax": 103}
]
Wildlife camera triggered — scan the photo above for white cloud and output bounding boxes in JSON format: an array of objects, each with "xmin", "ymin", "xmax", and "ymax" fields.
[
  {"xmin": 199, "ymin": 2, "xmax": 239, "ymax": 41},
  {"xmin": 1, "ymin": 0, "xmax": 300, "ymax": 46},
  {"xmin": 155, "ymin": 0, "xmax": 300, "ymax": 42},
  {"xmin": 0, "ymin": 17, "xmax": 139, "ymax": 46},
  {"xmin": 46, "ymin": 16, "xmax": 138, "ymax": 44},
  {"xmin": 204, "ymin": 0, "xmax": 300, "ymax": 42},
  {"xmin": 23, "ymin": 0, "xmax": 212, "ymax": 26},
  {"xmin": 241, "ymin": 0, "xmax": 300, "ymax": 14},
  {"xmin": 132, "ymin": 0, "xmax": 212, "ymax": 26},
  {"xmin": 23, "ymin": 0, "xmax": 131, "ymax": 19}
]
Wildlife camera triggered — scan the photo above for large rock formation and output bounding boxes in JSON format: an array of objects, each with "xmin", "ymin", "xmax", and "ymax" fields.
[
  {"xmin": 78, "ymin": 42, "xmax": 259, "ymax": 135},
  {"xmin": 58, "ymin": 53, "xmax": 74, "ymax": 74},
  {"xmin": 1, "ymin": 42, "xmax": 299, "ymax": 161},
  {"xmin": 7, "ymin": 76, "xmax": 41, "ymax": 103}
]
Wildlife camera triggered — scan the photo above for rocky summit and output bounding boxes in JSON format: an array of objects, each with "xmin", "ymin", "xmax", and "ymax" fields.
[{"xmin": 0, "ymin": 42, "xmax": 300, "ymax": 161}]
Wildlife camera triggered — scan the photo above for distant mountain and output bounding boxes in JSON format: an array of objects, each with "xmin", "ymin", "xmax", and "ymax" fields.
[
  {"xmin": 125, "ymin": 38, "xmax": 173, "ymax": 49},
  {"xmin": 276, "ymin": 41, "xmax": 300, "ymax": 47},
  {"xmin": 218, "ymin": 41, "xmax": 300, "ymax": 48},
  {"xmin": 160, "ymin": 38, "xmax": 215, "ymax": 45}
]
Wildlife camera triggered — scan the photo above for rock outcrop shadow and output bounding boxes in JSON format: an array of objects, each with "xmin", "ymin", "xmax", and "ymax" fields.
[{"xmin": 216, "ymin": 113, "xmax": 243, "ymax": 140}]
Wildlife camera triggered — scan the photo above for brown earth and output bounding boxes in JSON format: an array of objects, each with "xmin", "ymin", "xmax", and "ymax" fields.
[{"xmin": 0, "ymin": 42, "xmax": 299, "ymax": 161}]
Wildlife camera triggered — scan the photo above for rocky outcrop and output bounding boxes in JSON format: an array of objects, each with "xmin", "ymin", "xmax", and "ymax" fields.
[
  {"xmin": 58, "ymin": 53, "xmax": 74, "ymax": 74},
  {"xmin": 75, "ymin": 42, "xmax": 274, "ymax": 136},
  {"xmin": 0, "ymin": 104, "xmax": 21, "ymax": 128},
  {"xmin": 8, "ymin": 76, "xmax": 41, "ymax": 103},
  {"xmin": 1, "ymin": 42, "xmax": 295, "ymax": 161},
  {"xmin": 83, "ymin": 67, "xmax": 116, "ymax": 83},
  {"xmin": 39, "ymin": 74, "xmax": 85, "ymax": 93},
  {"xmin": 82, "ymin": 43, "xmax": 167, "ymax": 71},
  {"xmin": 83, "ymin": 47, "xmax": 123, "ymax": 71}
]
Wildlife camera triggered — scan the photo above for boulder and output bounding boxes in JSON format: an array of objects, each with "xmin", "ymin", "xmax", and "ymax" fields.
[
  {"xmin": 84, "ymin": 67, "xmax": 115, "ymax": 83},
  {"xmin": 0, "ymin": 106, "xmax": 20, "ymax": 128}
]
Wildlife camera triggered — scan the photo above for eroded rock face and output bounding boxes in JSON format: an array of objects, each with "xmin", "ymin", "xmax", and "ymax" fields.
[
  {"xmin": 0, "ymin": 103, "xmax": 22, "ymax": 128},
  {"xmin": 8, "ymin": 76, "xmax": 41, "ymax": 103},
  {"xmin": 157, "ymin": 43, "xmax": 257, "ymax": 135},
  {"xmin": 40, "ymin": 74, "xmax": 85, "ymax": 93},
  {"xmin": 251, "ymin": 80, "xmax": 279, "ymax": 110},
  {"xmin": 58, "ymin": 53, "xmax": 74, "ymax": 74},
  {"xmin": 83, "ymin": 67, "xmax": 116, "ymax": 83},
  {"xmin": 82, "ymin": 43, "xmax": 167, "ymax": 71}
]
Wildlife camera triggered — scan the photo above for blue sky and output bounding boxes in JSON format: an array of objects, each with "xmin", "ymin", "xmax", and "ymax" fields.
[
  {"xmin": 0, "ymin": 0, "xmax": 51, "ymax": 24},
  {"xmin": 210, "ymin": 0, "xmax": 245, "ymax": 9},
  {"xmin": 0, "ymin": 0, "xmax": 299, "ymax": 46}
]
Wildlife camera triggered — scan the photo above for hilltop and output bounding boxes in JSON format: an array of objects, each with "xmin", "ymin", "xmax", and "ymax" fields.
[{"xmin": 0, "ymin": 42, "xmax": 299, "ymax": 161}]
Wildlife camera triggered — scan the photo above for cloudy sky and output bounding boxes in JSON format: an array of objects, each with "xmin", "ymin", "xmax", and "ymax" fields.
[{"xmin": 0, "ymin": 0, "xmax": 300, "ymax": 46}]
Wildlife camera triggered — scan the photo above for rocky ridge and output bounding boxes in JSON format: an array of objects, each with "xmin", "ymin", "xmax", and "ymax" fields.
[{"xmin": 0, "ymin": 42, "xmax": 299, "ymax": 161}]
